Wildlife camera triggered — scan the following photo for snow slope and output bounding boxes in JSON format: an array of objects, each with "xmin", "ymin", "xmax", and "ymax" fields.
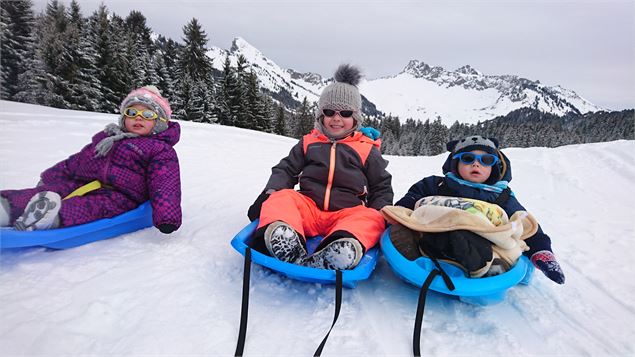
[{"xmin": 0, "ymin": 101, "xmax": 633, "ymax": 356}]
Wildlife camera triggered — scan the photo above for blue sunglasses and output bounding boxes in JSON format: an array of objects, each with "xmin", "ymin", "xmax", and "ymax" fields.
[{"xmin": 452, "ymin": 152, "xmax": 499, "ymax": 166}]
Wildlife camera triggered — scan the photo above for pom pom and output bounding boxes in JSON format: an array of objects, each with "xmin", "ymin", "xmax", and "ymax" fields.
[{"xmin": 334, "ymin": 64, "xmax": 362, "ymax": 87}]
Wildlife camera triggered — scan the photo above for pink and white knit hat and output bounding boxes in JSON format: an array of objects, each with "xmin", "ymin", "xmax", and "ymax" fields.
[{"xmin": 119, "ymin": 86, "xmax": 172, "ymax": 134}]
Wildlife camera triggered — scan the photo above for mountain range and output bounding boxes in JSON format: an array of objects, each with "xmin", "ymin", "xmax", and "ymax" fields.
[{"xmin": 208, "ymin": 37, "xmax": 601, "ymax": 125}]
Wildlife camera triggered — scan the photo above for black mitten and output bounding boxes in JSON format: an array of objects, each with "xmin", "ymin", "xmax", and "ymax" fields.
[
  {"xmin": 247, "ymin": 192, "xmax": 270, "ymax": 222},
  {"xmin": 157, "ymin": 224, "xmax": 177, "ymax": 234}
]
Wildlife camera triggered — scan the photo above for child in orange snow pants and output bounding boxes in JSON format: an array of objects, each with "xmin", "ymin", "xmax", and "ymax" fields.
[{"xmin": 247, "ymin": 64, "xmax": 393, "ymax": 270}]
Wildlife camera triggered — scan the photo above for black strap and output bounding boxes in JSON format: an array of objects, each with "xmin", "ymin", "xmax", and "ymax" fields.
[
  {"xmin": 235, "ymin": 247, "xmax": 252, "ymax": 357},
  {"xmin": 413, "ymin": 270, "xmax": 440, "ymax": 357},
  {"xmin": 412, "ymin": 245, "xmax": 455, "ymax": 357},
  {"xmin": 494, "ymin": 187, "xmax": 512, "ymax": 206},
  {"xmin": 418, "ymin": 243, "xmax": 456, "ymax": 291},
  {"xmin": 314, "ymin": 270, "xmax": 343, "ymax": 357}
]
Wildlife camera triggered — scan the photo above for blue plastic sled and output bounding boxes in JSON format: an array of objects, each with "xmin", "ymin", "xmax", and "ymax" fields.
[
  {"xmin": 0, "ymin": 201, "xmax": 153, "ymax": 250},
  {"xmin": 231, "ymin": 220, "xmax": 379, "ymax": 288},
  {"xmin": 380, "ymin": 226, "xmax": 534, "ymax": 305}
]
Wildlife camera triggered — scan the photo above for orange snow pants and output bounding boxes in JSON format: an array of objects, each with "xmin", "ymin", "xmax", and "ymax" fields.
[{"xmin": 257, "ymin": 189, "xmax": 386, "ymax": 250}]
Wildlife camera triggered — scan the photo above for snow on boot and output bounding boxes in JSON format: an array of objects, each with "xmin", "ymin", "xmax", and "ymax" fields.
[
  {"xmin": 14, "ymin": 191, "xmax": 61, "ymax": 231},
  {"xmin": 0, "ymin": 196, "xmax": 11, "ymax": 227},
  {"xmin": 301, "ymin": 237, "xmax": 363, "ymax": 270},
  {"xmin": 264, "ymin": 221, "xmax": 307, "ymax": 263}
]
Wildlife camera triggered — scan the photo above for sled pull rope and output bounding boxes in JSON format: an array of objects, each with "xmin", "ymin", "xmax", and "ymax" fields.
[
  {"xmin": 413, "ymin": 270, "xmax": 440, "ymax": 357},
  {"xmin": 314, "ymin": 270, "xmax": 343, "ymax": 357},
  {"xmin": 413, "ymin": 246, "xmax": 455, "ymax": 357},
  {"xmin": 235, "ymin": 247, "xmax": 252, "ymax": 357}
]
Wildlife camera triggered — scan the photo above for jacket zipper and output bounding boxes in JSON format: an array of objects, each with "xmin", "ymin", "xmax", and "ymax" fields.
[
  {"xmin": 323, "ymin": 142, "xmax": 337, "ymax": 211},
  {"xmin": 102, "ymin": 148, "xmax": 112, "ymax": 184}
]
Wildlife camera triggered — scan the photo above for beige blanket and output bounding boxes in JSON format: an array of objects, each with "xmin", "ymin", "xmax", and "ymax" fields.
[{"xmin": 381, "ymin": 196, "xmax": 539, "ymax": 275}]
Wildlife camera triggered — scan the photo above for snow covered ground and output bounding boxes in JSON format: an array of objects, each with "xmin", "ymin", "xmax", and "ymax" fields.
[{"xmin": 1, "ymin": 101, "xmax": 634, "ymax": 356}]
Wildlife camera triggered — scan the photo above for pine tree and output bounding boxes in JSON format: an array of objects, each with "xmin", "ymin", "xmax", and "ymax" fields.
[
  {"xmin": 230, "ymin": 55, "xmax": 249, "ymax": 128},
  {"xmin": 176, "ymin": 18, "xmax": 215, "ymax": 122},
  {"xmin": 37, "ymin": 0, "xmax": 72, "ymax": 108},
  {"xmin": 86, "ymin": 4, "xmax": 117, "ymax": 112},
  {"xmin": 274, "ymin": 104, "xmax": 286, "ymax": 136},
  {"xmin": 153, "ymin": 36, "xmax": 178, "ymax": 103},
  {"xmin": 293, "ymin": 97, "xmax": 314, "ymax": 138},
  {"xmin": 1, "ymin": 0, "xmax": 36, "ymax": 100},
  {"xmin": 245, "ymin": 70, "xmax": 267, "ymax": 130},
  {"xmin": 217, "ymin": 55, "xmax": 237, "ymax": 125},
  {"xmin": 65, "ymin": 0, "xmax": 101, "ymax": 111},
  {"xmin": 125, "ymin": 11, "xmax": 156, "ymax": 88},
  {"xmin": 108, "ymin": 14, "xmax": 133, "ymax": 106},
  {"xmin": 260, "ymin": 94, "xmax": 274, "ymax": 133}
]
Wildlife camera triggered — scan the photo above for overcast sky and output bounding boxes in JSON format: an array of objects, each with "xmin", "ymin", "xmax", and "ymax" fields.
[{"xmin": 33, "ymin": 0, "xmax": 634, "ymax": 110}]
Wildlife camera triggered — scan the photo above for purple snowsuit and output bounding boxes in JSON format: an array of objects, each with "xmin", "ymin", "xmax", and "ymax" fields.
[{"xmin": 1, "ymin": 122, "xmax": 182, "ymax": 230}]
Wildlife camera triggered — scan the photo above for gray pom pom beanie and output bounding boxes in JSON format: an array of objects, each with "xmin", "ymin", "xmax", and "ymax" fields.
[{"xmin": 315, "ymin": 64, "xmax": 364, "ymax": 138}]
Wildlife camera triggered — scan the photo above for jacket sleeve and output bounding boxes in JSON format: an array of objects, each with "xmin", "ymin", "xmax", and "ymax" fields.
[
  {"xmin": 504, "ymin": 195, "xmax": 553, "ymax": 257},
  {"xmin": 395, "ymin": 176, "xmax": 440, "ymax": 209},
  {"xmin": 39, "ymin": 144, "xmax": 90, "ymax": 185},
  {"xmin": 39, "ymin": 144, "xmax": 93, "ymax": 196},
  {"xmin": 365, "ymin": 147, "xmax": 393, "ymax": 210},
  {"xmin": 264, "ymin": 139, "xmax": 306, "ymax": 191},
  {"xmin": 147, "ymin": 146, "xmax": 182, "ymax": 230}
]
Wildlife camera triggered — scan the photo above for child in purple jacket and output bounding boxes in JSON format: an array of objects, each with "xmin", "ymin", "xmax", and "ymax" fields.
[{"xmin": 0, "ymin": 86, "xmax": 182, "ymax": 234}]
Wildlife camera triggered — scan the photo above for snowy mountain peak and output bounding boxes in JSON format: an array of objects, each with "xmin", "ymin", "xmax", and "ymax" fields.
[
  {"xmin": 361, "ymin": 58, "xmax": 602, "ymax": 125},
  {"xmin": 403, "ymin": 59, "xmax": 444, "ymax": 78},
  {"xmin": 229, "ymin": 37, "xmax": 262, "ymax": 60},
  {"xmin": 456, "ymin": 64, "xmax": 481, "ymax": 76},
  {"xmin": 208, "ymin": 37, "xmax": 324, "ymax": 106}
]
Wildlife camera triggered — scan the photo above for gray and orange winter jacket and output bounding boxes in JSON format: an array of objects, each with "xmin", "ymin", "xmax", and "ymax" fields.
[{"xmin": 264, "ymin": 129, "xmax": 393, "ymax": 211}]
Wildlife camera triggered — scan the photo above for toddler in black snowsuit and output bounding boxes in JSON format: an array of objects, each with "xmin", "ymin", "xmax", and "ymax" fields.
[{"xmin": 394, "ymin": 135, "xmax": 565, "ymax": 284}]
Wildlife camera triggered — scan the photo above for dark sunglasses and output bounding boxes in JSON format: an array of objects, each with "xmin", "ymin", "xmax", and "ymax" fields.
[
  {"xmin": 452, "ymin": 152, "xmax": 499, "ymax": 166},
  {"xmin": 123, "ymin": 107, "xmax": 167, "ymax": 122},
  {"xmin": 322, "ymin": 109, "xmax": 355, "ymax": 118}
]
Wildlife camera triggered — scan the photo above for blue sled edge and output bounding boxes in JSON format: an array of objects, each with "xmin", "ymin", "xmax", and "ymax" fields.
[
  {"xmin": 230, "ymin": 220, "xmax": 379, "ymax": 289},
  {"xmin": 0, "ymin": 201, "xmax": 153, "ymax": 249},
  {"xmin": 380, "ymin": 226, "xmax": 534, "ymax": 305}
]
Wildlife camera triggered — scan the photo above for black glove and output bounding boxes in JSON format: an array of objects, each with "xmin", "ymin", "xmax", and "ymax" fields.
[
  {"xmin": 247, "ymin": 192, "xmax": 270, "ymax": 222},
  {"xmin": 531, "ymin": 250, "xmax": 565, "ymax": 284},
  {"xmin": 157, "ymin": 224, "xmax": 177, "ymax": 234}
]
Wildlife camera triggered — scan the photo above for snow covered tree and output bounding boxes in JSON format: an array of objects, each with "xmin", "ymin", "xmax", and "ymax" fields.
[
  {"xmin": 153, "ymin": 36, "xmax": 179, "ymax": 104},
  {"xmin": 273, "ymin": 104, "xmax": 287, "ymax": 136},
  {"xmin": 107, "ymin": 14, "xmax": 133, "ymax": 107},
  {"xmin": 245, "ymin": 70, "xmax": 269, "ymax": 131},
  {"xmin": 293, "ymin": 97, "xmax": 314, "ymax": 138},
  {"xmin": 260, "ymin": 93, "xmax": 274, "ymax": 133},
  {"xmin": 175, "ymin": 18, "xmax": 215, "ymax": 122},
  {"xmin": 1, "ymin": 0, "xmax": 36, "ymax": 100},
  {"xmin": 124, "ymin": 11, "xmax": 157, "ymax": 88},
  {"xmin": 428, "ymin": 117, "xmax": 449, "ymax": 155},
  {"xmin": 65, "ymin": 0, "xmax": 102, "ymax": 111},
  {"xmin": 85, "ymin": 5, "xmax": 117, "ymax": 111},
  {"xmin": 36, "ymin": 0, "xmax": 72, "ymax": 108},
  {"xmin": 217, "ymin": 55, "xmax": 238, "ymax": 126}
]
